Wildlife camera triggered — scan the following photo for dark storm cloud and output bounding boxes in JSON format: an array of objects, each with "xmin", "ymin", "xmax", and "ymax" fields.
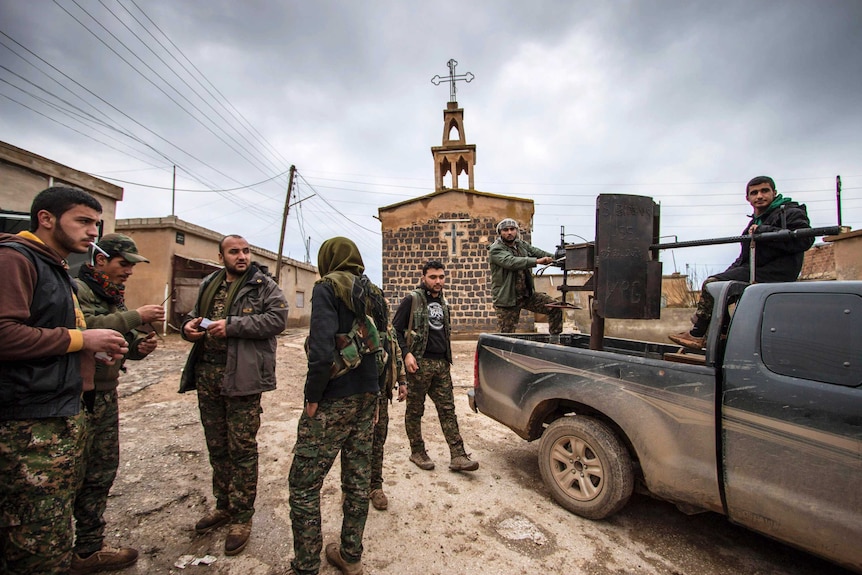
[{"xmin": 1, "ymin": 0, "xmax": 860, "ymax": 281}]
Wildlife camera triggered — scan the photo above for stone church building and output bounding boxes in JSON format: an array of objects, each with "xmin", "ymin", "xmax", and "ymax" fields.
[{"xmin": 378, "ymin": 100, "xmax": 539, "ymax": 334}]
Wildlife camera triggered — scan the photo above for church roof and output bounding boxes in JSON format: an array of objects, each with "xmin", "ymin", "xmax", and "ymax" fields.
[{"xmin": 378, "ymin": 187, "xmax": 534, "ymax": 213}]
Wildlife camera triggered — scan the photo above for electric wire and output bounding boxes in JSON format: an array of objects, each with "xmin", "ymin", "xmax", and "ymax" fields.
[
  {"xmin": 107, "ymin": 0, "xmax": 286, "ymax": 177},
  {"xmin": 125, "ymin": 0, "xmax": 293, "ymax": 173},
  {"xmin": 89, "ymin": 167, "xmax": 294, "ymax": 193},
  {"xmin": 54, "ymin": 0, "xmax": 279, "ymax": 181}
]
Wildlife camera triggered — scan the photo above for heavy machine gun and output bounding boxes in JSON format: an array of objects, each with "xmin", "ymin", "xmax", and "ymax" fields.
[{"xmin": 551, "ymin": 194, "xmax": 841, "ymax": 350}]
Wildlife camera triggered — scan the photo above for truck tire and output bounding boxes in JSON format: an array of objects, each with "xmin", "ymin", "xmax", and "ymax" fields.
[{"xmin": 538, "ymin": 416, "xmax": 634, "ymax": 520}]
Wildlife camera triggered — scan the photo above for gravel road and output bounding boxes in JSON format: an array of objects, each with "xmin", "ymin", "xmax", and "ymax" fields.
[{"xmin": 104, "ymin": 331, "xmax": 852, "ymax": 575}]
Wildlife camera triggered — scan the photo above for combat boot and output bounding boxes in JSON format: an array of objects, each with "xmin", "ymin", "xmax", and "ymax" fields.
[
  {"xmin": 194, "ymin": 509, "xmax": 231, "ymax": 534},
  {"xmin": 449, "ymin": 453, "xmax": 479, "ymax": 472},
  {"xmin": 369, "ymin": 488, "xmax": 388, "ymax": 510},
  {"xmin": 409, "ymin": 450, "xmax": 435, "ymax": 470},
  {"xmin": 325, "ymin": 542, "xmax": 363, "ymax": 575},
  {"xmin": 668, "ymin": 331, "xmax": 706, "ymax": 350},
  {"xmin": 225, "ymin": 521, "xmax": 252, "ymax": 556},
  {"xmin": 70, "ymin": 545, "xmax": 138, "ymax": 574}
]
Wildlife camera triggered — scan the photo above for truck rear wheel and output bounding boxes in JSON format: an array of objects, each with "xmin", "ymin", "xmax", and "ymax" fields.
[{"xmin": 538, "ymin": 416, "xmax": 634, "ymax": 520}]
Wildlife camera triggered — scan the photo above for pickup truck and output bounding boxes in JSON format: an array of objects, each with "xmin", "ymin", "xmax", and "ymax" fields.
[{"xmin": 470, "ymin": 280, "xmax": 861, "ymax": 572}]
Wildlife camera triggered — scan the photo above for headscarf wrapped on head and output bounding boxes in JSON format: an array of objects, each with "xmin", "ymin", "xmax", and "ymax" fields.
[
  {"xmin": 316, "ymin": 237, "xmax": 365, "ymax": 315},
  {"xmin": 316, "ymin": 236, "xmax": 389, "ymax": 331},
  {"xmin": 496, "ymin": 218, "xmax": 519, "ymax": 234}
]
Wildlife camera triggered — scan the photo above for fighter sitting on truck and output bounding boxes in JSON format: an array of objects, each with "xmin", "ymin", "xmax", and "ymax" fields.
[{"xmin": 669, "ymin": 175, "xmax": 814, "ymax": 350}]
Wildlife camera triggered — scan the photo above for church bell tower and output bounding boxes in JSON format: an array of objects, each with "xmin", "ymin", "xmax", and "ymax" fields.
[{"xmin": 430, "ymin": 59, "xmax": 476, "ymax": 192}]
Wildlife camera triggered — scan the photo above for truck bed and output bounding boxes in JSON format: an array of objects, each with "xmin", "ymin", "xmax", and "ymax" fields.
[
  {"xmin": 474, "ymin": 331, "xmax": 723, "ymax": 513},
  {"xmin": 500, "ymin": 331, "xmax": 705, "ymax": 363}
]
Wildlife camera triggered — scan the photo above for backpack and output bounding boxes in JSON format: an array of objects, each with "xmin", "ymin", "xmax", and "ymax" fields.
[{"xmin": 306, "ymin": 312, "xmax": 387, "ymax": 380}]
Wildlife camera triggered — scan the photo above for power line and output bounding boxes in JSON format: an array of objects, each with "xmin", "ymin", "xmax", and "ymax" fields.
[
  {"xmin": 0, "ymin": 27, "xmax": 284, "ymax": 217},
  {"xmin": 296, "ymin": 172, "xmax": 381, "ymax": 236},
  {"xmin": 108, "ymin": 0, "xmax": 285, "ymax": 176},
  {"xmin": 54, "ymin": 0, "xmax": 280, "ymax": 180},
  {"xmin": 125, "ymin": 0, "xmax": 293, "ymax": 173},
  {"xmin": 89, "ymin": 166, "xmax": 294, "ymax": 193}
]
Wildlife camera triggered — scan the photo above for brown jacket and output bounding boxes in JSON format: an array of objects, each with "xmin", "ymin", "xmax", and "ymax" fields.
[
  {"xmin": 0, "ymin": 232, "xmax": 83, "ymax": 360},
  {"xmin": 179, "ymin": 266, "xmax": 288, "ymax": 396}
]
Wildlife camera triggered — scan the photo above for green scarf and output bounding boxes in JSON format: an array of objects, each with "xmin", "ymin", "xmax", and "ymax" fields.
[
  {"xmin": 316, "ymin": 237, "xmax": 365, "ymax": 314},
  {"xmin": 198, "ymin": 267, "xmax": 253, "ymax": 319},
  {"xmin": 753, "ymin": 194, "xmax": 792, "ymax": 224}
]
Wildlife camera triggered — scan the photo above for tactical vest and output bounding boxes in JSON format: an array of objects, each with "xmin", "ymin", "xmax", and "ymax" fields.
[
  {"xmin": 0, "ymin": 242, "xmax": 82, "ymax": 420},
  {"xmin": 407, "ymin": 289, "xmax": 452, "ymax": 363}
]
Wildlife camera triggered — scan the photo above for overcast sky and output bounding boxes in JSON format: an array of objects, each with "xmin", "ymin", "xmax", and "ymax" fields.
[{"xmin": 2, "ymin": 0, "xmax": 861, "ymax": 286}]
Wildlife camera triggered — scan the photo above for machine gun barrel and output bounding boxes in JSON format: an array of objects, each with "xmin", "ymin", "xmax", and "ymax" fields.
[{"xmin": 650, "ymin": 226, "xmax": 841, "ymax": 250}]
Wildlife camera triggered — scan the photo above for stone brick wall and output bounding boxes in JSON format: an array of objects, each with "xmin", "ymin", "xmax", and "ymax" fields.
[
  {"xmin": 380, "ymin": 189, "xmax": 539, "ymax": 335},
  {"xmin": 800, "ymin": 243, "xmax": 836, "ymax": 280},
  {"xmin": 382, "ymin": 212, "xmax": 540, "ymax": 335}
]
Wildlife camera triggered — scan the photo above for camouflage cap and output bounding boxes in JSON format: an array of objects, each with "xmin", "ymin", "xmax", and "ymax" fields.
[{"xmin": 97, "ymin": 233, "xmax": 150, "ymax": 263}]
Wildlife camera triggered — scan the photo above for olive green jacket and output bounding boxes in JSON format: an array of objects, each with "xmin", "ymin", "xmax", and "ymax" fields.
[
  {"xmin": 73, "ymin": 279, "xmax": 151, "ymax": 391},
  {"xmin": 179, "ymin": 266, "xmax": 288, "ymax": 396},
  {"xmin": 488, "ymin": 238, "xmax": 553, "ymax": 307}
]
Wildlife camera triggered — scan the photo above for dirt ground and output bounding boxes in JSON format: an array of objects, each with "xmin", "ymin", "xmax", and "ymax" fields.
[{"xmin": 105, "ymin": 331, "xmax": 852, "ymax": 575}]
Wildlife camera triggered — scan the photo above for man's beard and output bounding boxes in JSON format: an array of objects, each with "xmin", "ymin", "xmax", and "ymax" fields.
[
  {"xmin": 53, "ymin": 221, "xmax": 88, "ymax": 254},
  {"xmin": 225, "ymin": 262, "xmax": 248, "ymax": 277}
]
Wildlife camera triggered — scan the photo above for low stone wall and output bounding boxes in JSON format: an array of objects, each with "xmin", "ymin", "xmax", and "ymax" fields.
[
  {"xmin": 566, "ymin": 308, "xmax": 694, "ymax": 344},
  {"xmin": 453, "ymin": 308, "xmax": 695, "ymax": 344}
]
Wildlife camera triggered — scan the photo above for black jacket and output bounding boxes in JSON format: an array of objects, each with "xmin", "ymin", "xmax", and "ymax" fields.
[
  {"xmin": 304, "ymin": 281, "xmax": 379, "ymax": 404},
  {"xmin": 724, "ymin": 200, "xmax": 814, "ymax": 283}
]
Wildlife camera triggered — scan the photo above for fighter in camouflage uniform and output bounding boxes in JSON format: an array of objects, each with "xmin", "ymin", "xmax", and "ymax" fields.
[
  {"xmin": 368, "ymin": 324, "xmax": 407, "ymax": 511},
  {"xmin": 0, "ymin": 187, "xmax": 128, "ymax": 575},
  {"xmin": 392, "ymin": 260, "xmax": 479, "ymax": 473},
  {"xmin": 488, "ymin": 218, "xmax": 563, "ymax": 339},
  {"xmin": 288, "ymin": 237, "xmax": 386, "ymax": 575},
  {"xmin": 180, "ymin": 235, "xmax": 287, "ymax": 557},
  {"xmin": 70, "ymin": 233, "xmax": 165, "ymax": 574}
]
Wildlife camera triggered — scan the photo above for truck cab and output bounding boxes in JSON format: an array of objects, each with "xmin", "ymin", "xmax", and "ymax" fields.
[{"xmin": 718, "ymin": 281, "xmax": 861, "ymax": 566}]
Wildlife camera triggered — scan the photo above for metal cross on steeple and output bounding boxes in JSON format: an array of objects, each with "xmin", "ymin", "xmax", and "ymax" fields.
[{"xmin": 431, "ymin": 59, "xmax": 474, "ymax": 103}]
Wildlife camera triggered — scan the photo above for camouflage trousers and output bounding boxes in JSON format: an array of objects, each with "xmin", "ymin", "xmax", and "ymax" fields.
[
  {"xmin": 195, "ymin": 363, "xmax": 262, "ymax": 524},
  {"xmin": 405, "ymin": 358, "xmax": 466, "ymax": 458},
  {"xmin": 370, "ymin": 394, "xmax": 389, "ymax": 491},
  {"xmin": 692, "ymin": 267, "xmax": 751, "ymax": 329},
  {"xmin": 289, "ymin": 393, "xmax": 376, "ymax": 575},
  {"xmin": 74, "ymin": 389, "xmax": 120, "ymax": 555},
  {"xmin": 496, "ymin": 292, "xmax": 563, "ymax": 335},
  {"xmin": 0, "ymin": 412, "xmax": 86, "ymax": 575}
]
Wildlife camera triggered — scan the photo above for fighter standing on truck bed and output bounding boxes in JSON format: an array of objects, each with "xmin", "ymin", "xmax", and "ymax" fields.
[
  {"xmin": 488, "ymin": 218, "xmax": 563, "ymax": 341},
  {"xmin": 669, "ymin": 175, "xmax": 814, "ymax": 350}
]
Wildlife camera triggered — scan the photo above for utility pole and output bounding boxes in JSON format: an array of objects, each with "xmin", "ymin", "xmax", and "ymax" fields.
[
  {"xmin": 275, "ymin": 165, "xmax": 296, "ymax": 284},
  {"xmin": 836, "ymin": 175, "xmax": 843, "ymax": 227},
  {"xmin": 171, "ymin": 165, "xmax": 176, "ymax": 216}
]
